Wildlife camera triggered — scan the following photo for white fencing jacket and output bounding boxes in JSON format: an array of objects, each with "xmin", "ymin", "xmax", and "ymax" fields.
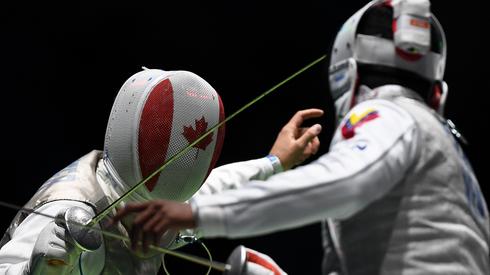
[
  {"xmin": 190, "ymin": 85, "xmax": 490, "ymax": 275},
  {"xmin": 0, "ymin": 151, "xmax": 278, "ymax": 275}
]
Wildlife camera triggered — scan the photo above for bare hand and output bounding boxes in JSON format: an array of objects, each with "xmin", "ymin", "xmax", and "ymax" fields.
[
  {"xmin": 269, "ymin": 109, "xmax": 324, "ymax": 170},
  {"xmin": 109, "ymin": 200, "xmax": 195, "ymax": 253}
]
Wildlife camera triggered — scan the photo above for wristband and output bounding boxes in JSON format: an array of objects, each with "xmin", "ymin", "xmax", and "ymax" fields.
[{"xmin": 266, "ymin": 154, "xmax": 284, "ymax": 174}]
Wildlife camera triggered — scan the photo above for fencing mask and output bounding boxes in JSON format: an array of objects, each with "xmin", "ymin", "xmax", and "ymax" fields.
[{"xmin": 103, "ymin": 69, "xmax": 225, "ymax": 203}]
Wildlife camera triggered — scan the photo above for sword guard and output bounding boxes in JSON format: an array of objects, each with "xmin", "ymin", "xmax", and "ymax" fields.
[
  {"xmin": 223, "ymin": 245, "xmax": 247, "ymax": 275},
  {"xmin": 62, "ymin": 206, "xmax": 103, "ymax": 251}
]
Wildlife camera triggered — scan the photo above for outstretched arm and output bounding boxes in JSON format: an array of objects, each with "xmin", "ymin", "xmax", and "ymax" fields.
[
  {"xmin": 111, "ymin": 101, "xmax": 419, "ymax": 249},
  {"xmin": 112, "ymin": 109, "xmax": 324, "ymax": 252},
  {"xmin": 192, "ymin": 100, "xmax": 419, "ymax": 238},
  {"xmin": 196, "ymin": 108, "xmax": 323, "ymax": 195}
]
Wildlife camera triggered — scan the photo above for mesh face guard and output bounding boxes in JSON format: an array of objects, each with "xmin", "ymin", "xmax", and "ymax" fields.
[{"xmin": 104, "ymin": 69, "xmax": 225, "ymax": 202}]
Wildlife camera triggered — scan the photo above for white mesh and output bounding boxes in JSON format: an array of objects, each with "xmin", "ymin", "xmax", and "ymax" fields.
[
  {"xmin": 104, "ymin": 69, "xmax": 170, "ymax": 190},
  {"xmin": 140, "ymin": 71, "xmax": 221, "ymax": 201},
  {"xmin": 104, "ymin": 69, "xmax": 223, "ymax": 203}
]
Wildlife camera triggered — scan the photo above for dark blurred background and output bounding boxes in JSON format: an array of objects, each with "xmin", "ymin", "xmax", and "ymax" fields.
[{"xmin": 1, "ymin": 0, "xmax": 486, "ymax": 274}]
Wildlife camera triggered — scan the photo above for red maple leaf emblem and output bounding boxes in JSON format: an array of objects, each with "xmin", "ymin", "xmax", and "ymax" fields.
[{"xmin": 182, "ymin": 116, "xmax": 213, "ymax": 151}]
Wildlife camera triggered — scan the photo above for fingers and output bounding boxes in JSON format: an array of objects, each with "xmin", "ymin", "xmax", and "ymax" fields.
[
  {"xmin": 142, "ymin": 213, "xmax": 166, "ymax": 252},
  {"xmin": 110, "ymin": 200, "xmax": 194, "ymax": 253},
  {"xmin": 109, "ymin": 202, "xmax": 149, "ymax": 226},
  {"xmin": 113, "ymin": 201, "xmax": 169, "ymax": 252},
  {"xmin": 304, "ymin": 136, "xmax": 320, "ymax": 156},
  {"xmin": 129, "ymin": 222, "xmax": 142, "ymax": 251},
  {"xmin": 131, "ymin": 204, "xmax": 158, "ymax": 251},
  {"xmin": 141, "ymin": 218, "xmax": 169, "ymax": 253},
  {"xmin": 297, "ymin": 124, "xmax": 322, "ymax": 147},
  {"xmin": 287, "ymin": 109, "xmax": 324, "ymax": 128},
  {"xmin": 133, "ymin": 204, "xmax": 157, "ymax": 227},
  {"xmin": 110, "ymin": 202, "xmax": 152, "ymax": 251},
  {"xmin": 153, "ymin": 220, "xmax": 169, "ymax": 244},
  {"xmin": 53, "ymin": 224, "xmax": 76, "ymax": 249},
  {"xmin": 37, "ymin": 221, "xmax": 76, "ymax": 268},
  {"xmin": 298, "ymin": 128, "xmax": 320, "ymax": 155}
]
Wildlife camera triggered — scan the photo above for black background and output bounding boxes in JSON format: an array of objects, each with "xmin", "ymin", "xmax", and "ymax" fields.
[{"xmin": 1, "ymin": 1, "xmax": 487, "ymax": 274}]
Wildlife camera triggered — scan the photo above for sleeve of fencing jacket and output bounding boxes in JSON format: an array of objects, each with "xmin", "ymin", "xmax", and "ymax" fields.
[
  {"xmin": 190, "ymin": 100, "xmax": 420, "ymax": 238},
  {"xmin": 196, "ymin": 157, "xmax": 278, "ymax": 196}
]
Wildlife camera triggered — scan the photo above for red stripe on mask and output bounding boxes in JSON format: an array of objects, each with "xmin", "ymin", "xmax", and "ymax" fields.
[{"xmin": 139, "ymin": 79, "xmax": 174, "ymax": 192}]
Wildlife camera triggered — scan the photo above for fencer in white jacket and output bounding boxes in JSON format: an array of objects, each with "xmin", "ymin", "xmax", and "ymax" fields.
[
  {"xmin": 0, "ymin": 153, "xmax": 295, "ymax": 274},
  {"xmin": 113, "ymin": 1, "xmax": 490, "ymax": 274},
  {"xmin": 0, "ymin": 68, "xmax": 321, "ymax": 274}
]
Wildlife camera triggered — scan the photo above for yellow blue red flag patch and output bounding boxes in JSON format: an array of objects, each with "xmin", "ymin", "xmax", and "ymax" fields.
[{"xmin": 342, "ymin": 108, "xmax": 379, "ymax": 139}]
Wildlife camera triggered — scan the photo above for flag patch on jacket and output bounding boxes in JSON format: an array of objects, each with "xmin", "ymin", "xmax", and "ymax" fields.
[{"xmin": 342, "ymin": 108, "xmax": 379, "ymax": 139}]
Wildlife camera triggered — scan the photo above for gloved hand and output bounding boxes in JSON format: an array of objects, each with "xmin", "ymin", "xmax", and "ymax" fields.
[
  {"xmin": 29, "ymin": 212, "xmax": 80, "ymax": 275},
  {"xmin": 225, "ymin": 246, "xmax": 287, "ymax": 275},
  {"xmin": 29, "ymin": 206, "xmax": 103, "ymax": 275}
]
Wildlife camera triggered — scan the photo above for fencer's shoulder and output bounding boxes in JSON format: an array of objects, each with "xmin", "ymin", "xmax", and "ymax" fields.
[
  {"xmin": 335, "ymin": 99, "xmax": 417, "ymax": 142},
  {"xmin": 363, "ymin": 97, "xmax": 415, "ymax": 114},
  {"xmin": 349, "ymin": 99, "xmax": 415, "ymax": 125}
]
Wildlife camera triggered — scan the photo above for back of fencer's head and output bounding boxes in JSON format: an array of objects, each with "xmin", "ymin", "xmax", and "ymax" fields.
[{"xmin": 328, "ymin": 0, "xmax": 448, "ymax": 116}]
